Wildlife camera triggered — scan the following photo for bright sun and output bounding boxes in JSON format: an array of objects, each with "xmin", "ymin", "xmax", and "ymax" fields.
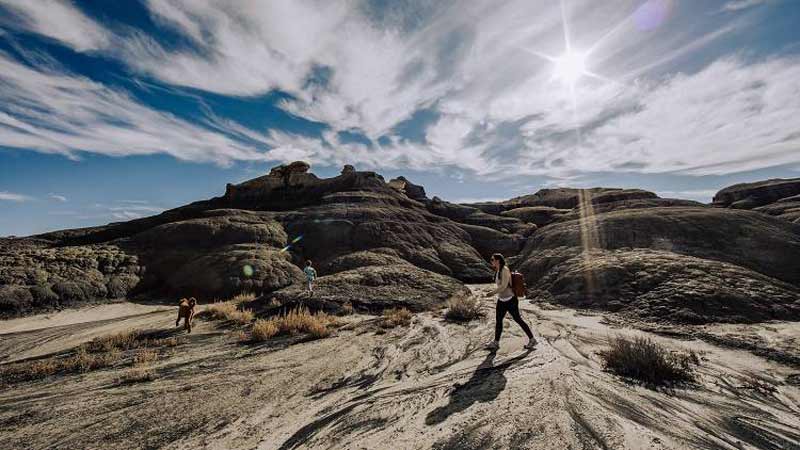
[{"xmin": 553, "ymin": 51, "xmax": 587, "ymax": 85}]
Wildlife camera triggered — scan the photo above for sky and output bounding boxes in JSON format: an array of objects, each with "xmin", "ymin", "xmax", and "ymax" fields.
[{"xmin": 0, "ymin": 0, "xmax": 799, "ymax": 236}]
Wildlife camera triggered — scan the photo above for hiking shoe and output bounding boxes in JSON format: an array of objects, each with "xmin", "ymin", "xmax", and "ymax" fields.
[
  {"xmin": 485, "ymin": 340, "xmax": 499, "ymax": 350},
  {"xmin": 524, "ymin": 338, "xmax": 537, "ymax": 350}
]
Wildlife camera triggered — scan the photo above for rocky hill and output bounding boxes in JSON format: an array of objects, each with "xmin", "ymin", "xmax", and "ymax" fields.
[{"xmin": 1, "ymin": 162, "xmax": 799, "ymax": 324}]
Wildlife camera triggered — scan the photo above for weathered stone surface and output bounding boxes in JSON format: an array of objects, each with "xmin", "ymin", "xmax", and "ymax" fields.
[
  {"xmin": 426, "ymin": 197, "xmax": 534, "ymax": 235},
  {"xmin": 387, "ymin": 176, "xmax": 427, "ymax": 201},
  {"xmin": 517, "ymin": 207, "xmax": 800, "ymax": 323},
  {"xmin": 501, "ymin": 206, "xmax": 569, "ymax": 227},
  {"xmin": 466, "ymin": 188, "xmax": 658, "ymax": 212},
  {"xmin": 271, "ymin": 263, "xmax": 470, "ymax": 313},
  {"xmin": 530, "ymin": 248, "xmax": 800, "ymax": 324},
  {"xmin": 0, "ymin": 239, "xmax": 141, "ymax": 318},
  {"xmin": 163, "ymin": 244, "xmax": 304, "ymax": 300},
  {"xmin": 713, "ymin": 178, "xmax": 800, "ymax": 209}
]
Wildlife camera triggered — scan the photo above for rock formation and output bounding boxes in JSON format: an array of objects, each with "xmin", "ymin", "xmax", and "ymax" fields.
[
  {"xmin": 2, "ymin": 163, "xmax": 799, "ymax": 325},
  {"xmin": 713, "ymin": 178, "xmax": 800, "ymax": 222}
]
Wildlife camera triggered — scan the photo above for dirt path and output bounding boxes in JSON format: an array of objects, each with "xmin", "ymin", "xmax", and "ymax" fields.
[{"xmin": 1, "ymin": 286, "xmax": 799, "ymax": 449}]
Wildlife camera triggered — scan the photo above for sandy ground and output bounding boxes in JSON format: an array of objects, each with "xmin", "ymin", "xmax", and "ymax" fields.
[{"xmin": 1, "ymin": 286, "xmax": 799, "ymax": 450}]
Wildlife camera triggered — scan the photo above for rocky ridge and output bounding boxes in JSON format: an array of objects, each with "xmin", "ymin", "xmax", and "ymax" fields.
[{"xmin": 1, "ymin": 162, "xmax": 799, "ymax": 324}]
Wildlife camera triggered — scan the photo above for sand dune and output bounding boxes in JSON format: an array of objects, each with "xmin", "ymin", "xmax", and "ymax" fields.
[{"xmin": 1, "ymin": 286, "xmax": 799, "ymax": 449}]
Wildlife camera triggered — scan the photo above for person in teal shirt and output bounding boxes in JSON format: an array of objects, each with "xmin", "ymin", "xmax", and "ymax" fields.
[{"xmin": 303, "ymin": 260, "xmax": 317, "ymax": 296}]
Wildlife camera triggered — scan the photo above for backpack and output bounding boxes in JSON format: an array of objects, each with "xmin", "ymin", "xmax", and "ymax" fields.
[{"xmin": 509, "ymin": 270, "xmax": 527, "ymax": 298}]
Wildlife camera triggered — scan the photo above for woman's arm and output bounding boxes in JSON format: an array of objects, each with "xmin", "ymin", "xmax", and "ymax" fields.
[{"xmin": 486, "ymin": 267, "xmax": 510, "ymax": 296}]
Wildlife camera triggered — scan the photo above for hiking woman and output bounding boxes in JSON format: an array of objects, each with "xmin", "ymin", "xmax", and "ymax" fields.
[{"xmin": 485, "ymin": 253, "xmax": 536, "ymax": 351}]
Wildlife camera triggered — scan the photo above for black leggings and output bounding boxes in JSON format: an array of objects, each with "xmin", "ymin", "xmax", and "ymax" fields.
[{"xmin": 495, "ymin": 296, "xmax": 533, "ymax": 341}]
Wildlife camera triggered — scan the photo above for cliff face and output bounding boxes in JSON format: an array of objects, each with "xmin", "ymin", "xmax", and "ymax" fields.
[{"xmin": 1, "ymin": 162, "xmax": 799, "ymax": 324}]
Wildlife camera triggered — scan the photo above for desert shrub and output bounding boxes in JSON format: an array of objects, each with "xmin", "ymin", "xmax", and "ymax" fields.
[
  {"xmin": 230, "ymin": 292, "xmax": 257, "ymax": 303},
  {"xmin": 444, "ymin": 296, "xmax": 482, "ymax": 322},
  {"xmin": 277, "ymin": 307, "xmax": 334, "ymax": 338},
  {"xmin": 202, "ymin": 302, "xmax": 254, "ymax": 324},
  {"xmin": 85, "ymin": 330, "xmax": 138, "ymax": 353},
  {"xmin": 0, "ymin": 329, "xmax": 181, "ymax": 384},
  {"xmin": 244, "ymin": 307, "xmax": 335, "ymax": 342},
  {"xmin": 133, "ymin": 348, "xmax": 158, "ymax": 366},
  {"xmin": 600, "ymin": 336, "xmax": 698, "ymax": 386},
  {"xmin": 118, "ymin": 367, "xmax": 156, "ymax": 384},
  {"xmin": 251, "ymin": 319, "xmax": 279, "ymax": 341},
  {"xmin": 381, "ymin": 308, "xmax": 413, "ymax": 328}
]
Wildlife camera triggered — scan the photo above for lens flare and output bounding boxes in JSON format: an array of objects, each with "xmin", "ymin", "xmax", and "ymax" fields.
[
  {"xmin": 242, "ymin": 264, "xmax": 254, "ymax": 277},
  {"xmin": 280, "ymin": 235, "xmax": 304, "ymax": 253}
]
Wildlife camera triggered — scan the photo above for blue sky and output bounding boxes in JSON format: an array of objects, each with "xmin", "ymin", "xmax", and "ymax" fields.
[{"xmin": 0, "ymin": 0, "xmax": 799, "ymax": 236}]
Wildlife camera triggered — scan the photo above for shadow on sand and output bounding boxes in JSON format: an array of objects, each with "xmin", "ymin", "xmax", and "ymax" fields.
[{"xmin": 425, "ymin": 349, "xmax": 532, "ymax": 425}]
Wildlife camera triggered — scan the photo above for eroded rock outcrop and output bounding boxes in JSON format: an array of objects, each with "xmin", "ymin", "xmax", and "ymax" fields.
[
  {"xmin": 3, "ymin": 163, "xmax": 800, "ymax": 325},
  {"xmin": 517, "ymin": 207, "xmax": 800, "ymax": 323},
  {"xmin": 713, "ymin": 178, "xmax": 800, "ymax": 223}
]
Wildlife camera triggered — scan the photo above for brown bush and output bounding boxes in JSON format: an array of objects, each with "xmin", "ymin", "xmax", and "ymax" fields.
[
  {"xmin": 251, "ymin": 319, "xmax": 279, "ymax": 341},
  {"xmin": 118, "ymin": 367, "xmax": 156, "ymax": 384},
  {"xmin": 202, "ymin": 302, "xmax": 254, "ymax": 324},
  {"xmin": 244, "ymin": 307, "xmax": 335, "ymax": 342},
  {"xmin": 600, "ymin": 336, "xmax": 698, "ymax": 386},
  {"xmin": 133, "ymin": 348, "xmax": 158, "ymax": 366},
  {"xmin": 277, "ymin": 307, "xmax": 334, "ymax": 338},
  {"xmin": 230, "ymin": 292, "xmax": 257, "ymax": 303},
  {"xmin": 444, "ymin": 296, "xmax": 482, "ymax": 322},
  {"xmin": 85, "ymin": 330, "xmax": 138, "ymax": 352},
  {"xmin": 381, "ymin": 308, "xmax": 413, "ymax": 328}
]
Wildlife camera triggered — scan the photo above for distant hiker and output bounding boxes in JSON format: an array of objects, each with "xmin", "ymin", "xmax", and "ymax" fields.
[
  {"xmin": 485, "ymin": 253, "xmax": 536, "ymax": 351},
  {"xmin": 176, "ymin": 297, "xmax": 197, "ymax": 333},
  {"xmin": 303, "ymin": 260, "xmax": 317, "ymax": 296}
]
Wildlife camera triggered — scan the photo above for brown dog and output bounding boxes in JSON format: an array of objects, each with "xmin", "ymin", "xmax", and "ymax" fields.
[{"xmin": 176, "ymin": 297, "xmax": 197, "ymax": 333}]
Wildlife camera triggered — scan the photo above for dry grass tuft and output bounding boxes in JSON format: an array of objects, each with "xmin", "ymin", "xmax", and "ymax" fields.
[
  {"xmin": 85, "ymin": 330, "xmax": 138, "ymax": 353},
  {"xmin": 244, "ymin": 306, "xmax": 335, "ymax": 342},
  {"xmin": 203, "ymin": 302, "xmax": 254, "ymax": 324},
  {"xmin": 133, "ymin": 348, "xmax": 158, "ymax": 366},
  {"xmin": 444, "ymin": 296, "xmax": 482, "ymax": 322},
  {"xmin": 118, "ymin": 367, "xmax": 157, "ymax": 384},
  {"xmin": 600, "ymin": 336, "xmax": 698, "ymax": 386},
  {"xmin": 251, "ymin": 319, "xmax": 279, "ymax": 341},
  {"xmin": 230, "ymin": 292, "xmax": 257, "ymax": 303},
  {"xmin": 277, "ymin": 307, "xmax": 334, "ymax": 338},
  {"xmin": 0, "ymin": 329, "xmax": 182, "ymax": 384},
  {"xmin": 268, "ymin": 297, "xmax": 282, "ymax": 307},
  {"xmin": 381, "ymin": 308, "xmax": 413, "ymax": 328}
]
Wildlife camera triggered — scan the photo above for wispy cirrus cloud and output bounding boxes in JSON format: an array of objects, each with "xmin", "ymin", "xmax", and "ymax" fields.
[
  {"xmin": 48, "ymin": 193, "xmax": 67, "ymax": 202},
  {"xmin": 0, "ymin": 51, "xmax": 270, "ymax": 165},
  {"xmin": 0, "ymin": 191, "xmax": 32, "ymax": 202},
  {"xmin": 0, "ymin": 0, "xmax": 110, "ymax": 51},
  {"xmin": 0, "ymin": 0, "xmax": 798, "ymax": 183},
  {"xmin": 722, "ymin": 0, "xmax": 768, "ymax": 12}
]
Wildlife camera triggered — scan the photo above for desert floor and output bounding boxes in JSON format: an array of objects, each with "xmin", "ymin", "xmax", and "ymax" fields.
[{"xmin": 1, "ymin": 286, "xmax": 799, "ymax": 450}]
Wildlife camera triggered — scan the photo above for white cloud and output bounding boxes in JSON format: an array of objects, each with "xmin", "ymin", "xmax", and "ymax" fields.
[
  {"xmin": 0, "ymin": 0, "xmax": 110, "ymax": 51},
  {"xmin": 48, "ymin": 193, "xmax": 67, "ymax": 202},
  {"xmin": 1, "ymin": 0, "xmax": 798, "ymax": 181},
  {"xmin": 0, "ymin": 191, "xmax": 32, "ymax": 202},
  {"xmin": 722, "ymin": 0, "xmax": 768, "ymax": 11},
  {"xmin": 0, "ymin": 52, "xmax": 270, "ymax": 165}
]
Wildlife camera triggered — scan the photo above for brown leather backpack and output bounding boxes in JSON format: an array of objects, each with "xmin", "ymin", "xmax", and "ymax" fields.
[{"xmin": 509, "ymin": 271, "xmax": 527, "ymax": 298}]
